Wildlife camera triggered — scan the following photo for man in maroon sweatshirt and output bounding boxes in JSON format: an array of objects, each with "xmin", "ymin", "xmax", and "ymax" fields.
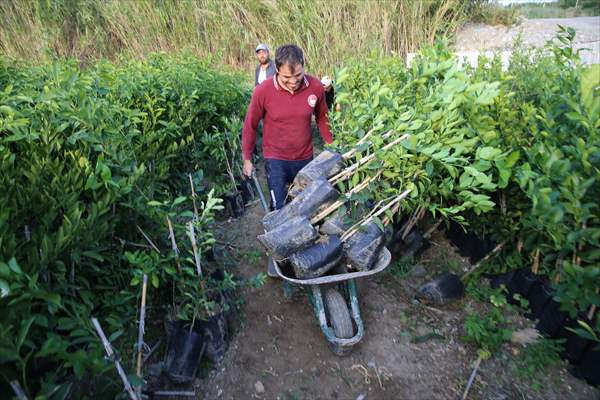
[{"xmin": 242, "ymin": 44, "xmax": 333, "ymax": 212}]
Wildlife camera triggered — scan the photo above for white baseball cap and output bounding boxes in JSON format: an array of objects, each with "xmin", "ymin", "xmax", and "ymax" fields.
[{"xmin": 255, "ymin": 43, "xmax": 269, "ymax": 53}]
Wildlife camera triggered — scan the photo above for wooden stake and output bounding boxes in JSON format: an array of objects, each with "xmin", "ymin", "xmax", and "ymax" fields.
[
  {"xmin": 187, "ymin": 222, "xmax": 202, "ymax": 278},
  {"xmin": 135, "ymin": 274, "xmax": 148, "ymax": 397},
  {"xmin": 91, "ymin": 318, "xmax": 139, "ymax": 400}
]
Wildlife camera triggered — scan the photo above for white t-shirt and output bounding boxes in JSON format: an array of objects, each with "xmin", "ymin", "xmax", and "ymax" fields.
[{"xmin": 257, "ymin": 67, "xmax": 267, "ymax": 85}]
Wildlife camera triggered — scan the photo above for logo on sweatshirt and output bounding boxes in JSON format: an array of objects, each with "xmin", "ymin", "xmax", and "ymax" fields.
[{"xmin": 307, "ymin": 94, "xmax": 317, "ymax": 108}]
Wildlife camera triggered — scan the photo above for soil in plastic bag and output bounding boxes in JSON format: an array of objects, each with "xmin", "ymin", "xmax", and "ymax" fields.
[
  {"xmin": 574, "ymin": 348, "xmax": 600, "ymax": 387},
  {"xmin": 320, "ymin": 204, "xmax": 366, "ymax": 236},
  {"xmin": 203, "ymin": 312, "xmax": 228, "ymax": 363},
  {"xmin": 506, "ymin": 269, "xmax": 537, "ymax": 304},
  {"xmin": 536, "ymin": 298, "xmax": 567, "ymax": 337},
  {"xmin": 289, "ymin": 235, "xmax": 343, "ymax": 279},
  {"xmin": 561, "ymin": 318, "xmax": 592, "ymax": 364},
  {"xmin": 489, "ymin": 271, "xmax": 514, "ymax": 290},
  {"xmin": 165, "ymin": 320, "xmax": 206, "ymax": 384},
  {"xmin": 238, "ymin": 177, "xmax": 255, "ymax": 205},
  {"xmin": 344, "ymin": 221, "xmax": 385, "ymax": 271},
  {"xmin": 398, "ymin": 229, "xmax": 429, "ymax": 261},
  {"xmin": 525, "ymin": 280, "xmax": 551, "ymax": 319},
  {"xmin": 415, "ymin": 273, "xmax": 464, "ymax": 306},
  {"xmin": 258, "ymin": 216, "xmax": 318, "ymax": 259},
  {"xmin": 262, "ymin": 178, "xmax": 339, "ymax": 231},
  {"xmin": 224, "ymin": 191, "xmax": 245, "ymax": 218},
  {"xmin": 293, "ymin": 150, "xmax": 344, "ymax": 188}
]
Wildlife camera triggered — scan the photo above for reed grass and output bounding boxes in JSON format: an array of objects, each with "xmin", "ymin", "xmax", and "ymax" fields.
[{"xmin": 0, "ymin": 0, "xmax": 473, "ymax": 77}]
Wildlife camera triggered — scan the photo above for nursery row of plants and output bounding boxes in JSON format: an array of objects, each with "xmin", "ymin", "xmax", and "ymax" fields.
[
  {"xmin": 327, "ymin": 28, "xmax": 599, "ymax": 342},
  {"xmin": 0, "ymin": 53, "xmax": 252, "ymax": 398}
]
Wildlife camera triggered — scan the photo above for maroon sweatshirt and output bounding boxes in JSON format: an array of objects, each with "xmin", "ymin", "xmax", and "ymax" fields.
[{"xmin": 242, "ymin": 74, "xmax": 332, "ymax": 161}]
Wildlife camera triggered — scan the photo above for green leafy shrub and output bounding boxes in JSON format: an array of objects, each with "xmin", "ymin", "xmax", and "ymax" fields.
[{"xmin": 0, "ymin": 53, "xmax": 249, "ymax": 397}]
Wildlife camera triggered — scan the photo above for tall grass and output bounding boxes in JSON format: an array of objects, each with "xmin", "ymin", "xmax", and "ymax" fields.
[{"xmin": 0, "ymin": 0, "xmax": 473, "ymax": 76}]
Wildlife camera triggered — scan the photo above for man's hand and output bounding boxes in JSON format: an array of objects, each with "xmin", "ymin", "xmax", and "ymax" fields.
[{"xmin": 243, "ymin": 159, "xmax": 254, "ymax": 177}]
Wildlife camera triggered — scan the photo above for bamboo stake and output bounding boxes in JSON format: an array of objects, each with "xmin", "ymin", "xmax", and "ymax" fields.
[
  {"xmin": 401, "ymin": 206, "xmax": 424, "ymax": 240},
  {"xmin": 329, "ymin": 134, "xmax": 409, "ymax": 184},
  {"xmin": 187, "ymin": 222, "xmax": 202, "ymax": 278},
  {"xmin": 135, "ymin": 274, "xmax": 148, "ymax": 397},
  {"xmin": 462, "ymin": 241, "xmax": 507, "ymax": 279},
  {"xmin": 461, "ymin": 356, "xmax": 482, "ymax": 400},
  {"xmin": 188, "ymin": 173, "xmax": 199, "ymax": 220},
  {"xmin": 310, "ymin": 172, "xmax": 381, "ymax": 225},
  {"xmin": 91, "ymin": 318, "xmax": 139, "ymax": 400},
  {"xmin": 340, "ymin": 128, "xmax": 395, "ymax": 159},
  {"xmin": 136, "ymin": 225, "xmax": 160, "ymax": 254},
  {"xmin": 166, "ymin": 216, "xmax": 181, "ymax": 273},
  {"xmin": 588, "ymin": 288, "xmax": 599, "ymax": 320},
  {"xmin": 9, "ymin": 381, "xmax": 28, "ymax": 400},
  {"xmin": 341, "ymin": 188, "xmax": 411, "ymax": 242},
  {"xmin": 531, "ymin": 248, "xmax": 540, "ymax": 274},
  {"xmin": 423, "ymin": 219, "xmax": 443, "ymax": 239},
  {"xmin": 382, "ymin": 201, "xmax": 402, "ymax": 227}
]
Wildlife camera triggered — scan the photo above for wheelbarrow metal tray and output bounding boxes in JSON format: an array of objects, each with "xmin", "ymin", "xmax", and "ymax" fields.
[{"xmin": 273, "ymin": 247, "xmax": 391, "ymax": 286}]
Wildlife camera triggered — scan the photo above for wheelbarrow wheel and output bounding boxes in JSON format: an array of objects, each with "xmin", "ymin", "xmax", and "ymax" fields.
[{"xmin": 324, "ymin": 288, "xmax": 353, "ymax": 339}]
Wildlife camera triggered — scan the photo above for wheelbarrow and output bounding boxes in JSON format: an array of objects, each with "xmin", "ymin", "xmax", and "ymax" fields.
[
  {"xmin": 271, "ymin": 249, "xmax": 391, "ymax": 356},
  {"xmin": 251, "ymin": 174, "xmax": 392, "ymax": 355}
]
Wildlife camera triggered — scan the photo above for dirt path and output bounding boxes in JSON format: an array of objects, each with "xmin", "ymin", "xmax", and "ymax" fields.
[
  {"xmin": 189, "ymin": 163, "xmax": 598, "ymax": 400},
  {"xmin": 455, "ymin": 16, "xmax": 600, "ymax": 65}
]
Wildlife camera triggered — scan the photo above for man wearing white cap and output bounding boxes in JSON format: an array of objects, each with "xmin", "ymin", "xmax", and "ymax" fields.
[{"xmin": 255, "ymin": 43, "xmax": 276, "ymax": 86}]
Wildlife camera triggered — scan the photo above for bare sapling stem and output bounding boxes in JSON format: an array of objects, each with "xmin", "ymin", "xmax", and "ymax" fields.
[
  {"xmin": 135, "ymin": 274, "xmax": 148, "ymax": 398},
  {"xmin": 188, "ymin": 173, "xmax": 199, "ymax": 220},
  {"xmin": 310, "ymin": 172, "xmax": 381, "ymax": 225},
  {"xmin": 330, "ymin": 134, "xmax": 408, "ymax": 184},
  {"xmin": 91, "ymin": 318, "xmax": 139, "ymax": 400},
  {"xmin": 341, "ymin": 188, "xmax": 411, "ymax": 241},
  {"xmin": 166, "ymin": 216, "xmax": 181, "ymax": 273},
  {"xmin": 187, "ymin": 222, "xmax": 202, "ymax": 278}
]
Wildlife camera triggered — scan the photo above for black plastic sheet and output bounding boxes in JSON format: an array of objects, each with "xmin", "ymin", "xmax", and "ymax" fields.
[
  {"xmin": 344, "ymin": 221, "xmax": 385, "ymax": 271},
  {"xmin": 262, "ymin": 178, "xmax": 339, "ymax": 231},
  {"xmin": 258, "ymin": 216, "xmax": 318, "ymax": 259},
  {"xmin": 289, "ymin": 235, "xmax": 343, "ymax": 279},
  {"xmin": 293, "ymin": 150, "xmax": 344, "ymax": 188}
]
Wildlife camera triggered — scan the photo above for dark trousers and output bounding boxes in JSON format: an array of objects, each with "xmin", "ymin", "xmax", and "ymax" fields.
[{"xmin": 265, "ymin": 158, "xmax": 311, "ymax": 210}]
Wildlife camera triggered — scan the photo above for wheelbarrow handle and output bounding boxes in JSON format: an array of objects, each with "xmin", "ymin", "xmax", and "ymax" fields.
[{"xmin": 252, "ymin": 173, "xmax": 269, "ymax": 213}]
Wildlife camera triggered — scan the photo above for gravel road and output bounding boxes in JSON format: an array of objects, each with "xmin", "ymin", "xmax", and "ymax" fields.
[{"xmin": 455, "ymin": 16, "xmax": 599, "ymax": 65}]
